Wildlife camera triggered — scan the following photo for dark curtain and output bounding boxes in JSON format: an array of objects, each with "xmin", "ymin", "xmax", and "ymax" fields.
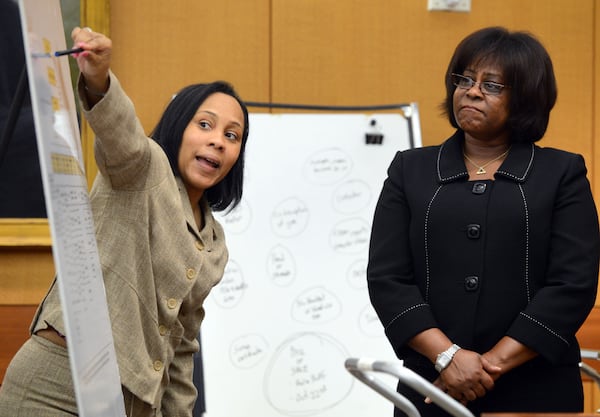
[{"xmin": 0, "ymin": 0, "xmax": 46, "ymax": 218}]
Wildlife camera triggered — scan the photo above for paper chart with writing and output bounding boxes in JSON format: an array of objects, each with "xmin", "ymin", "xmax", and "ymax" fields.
[
  {"xmin": 18, "ymin": 0, "xmax": 125, "ymax": 415},
  {"xmin": 203, "ymin": 112, "xmax": 421, "ymax": 417}
]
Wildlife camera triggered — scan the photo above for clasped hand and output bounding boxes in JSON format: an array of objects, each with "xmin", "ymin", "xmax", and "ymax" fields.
[{"xmin": 431, "ymin": 349, "xmax": 502, "ymax": 405}]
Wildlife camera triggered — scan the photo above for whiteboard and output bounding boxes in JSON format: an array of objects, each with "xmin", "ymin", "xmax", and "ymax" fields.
[
  {"xmin": 18, "ymin": 0, "xmax": 125, "ymax": 415},
  {"xmin": 203, "ymin": 111, "xmax": 421, "ymax": 417}
]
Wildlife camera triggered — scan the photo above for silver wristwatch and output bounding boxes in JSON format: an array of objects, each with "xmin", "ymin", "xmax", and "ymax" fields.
[{"xmin": 434, "ymin": 344, "xmax": 461, "ymax": 373}]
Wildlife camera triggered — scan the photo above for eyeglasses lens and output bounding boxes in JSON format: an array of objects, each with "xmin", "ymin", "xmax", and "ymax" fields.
[{"xmin": 451, "ymin": 74, "xmax": 504, "ymax": 96}]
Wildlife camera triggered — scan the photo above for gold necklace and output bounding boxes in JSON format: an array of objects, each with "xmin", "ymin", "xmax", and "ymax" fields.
[{"xmin": 463, "ymin": 147, "xmax": 511, "ymax": 175}]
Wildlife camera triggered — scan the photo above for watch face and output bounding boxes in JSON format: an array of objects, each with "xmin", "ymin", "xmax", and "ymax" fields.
[
  {"xmin": 435, "ymin": 351, "xmax": 451, "ymax": 372},
  {"xmin": 435, "ymin": 345, "xmax": 460, "ymax": 372},
  {"xmin": 439, "ymin": 354, "xmax": 451, "ymax": 367}
]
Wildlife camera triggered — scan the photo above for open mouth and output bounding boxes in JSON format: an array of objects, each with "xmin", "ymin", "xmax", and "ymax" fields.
[{"xmin": 196, "ymin": 156, "xmax": 220, "ymax": 168}]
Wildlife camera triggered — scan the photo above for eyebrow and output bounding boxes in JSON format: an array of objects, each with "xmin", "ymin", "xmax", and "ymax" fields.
[
  {"xmin": 464, "ymin": 69, "xmax": 503, "ymax": 79},
  {"xmin": 196, "ymin": 110, "xmax": 243, "ymax": 129}
]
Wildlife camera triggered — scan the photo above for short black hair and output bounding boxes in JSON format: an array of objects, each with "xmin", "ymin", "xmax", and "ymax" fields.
[
  {"xmin": 442, "ymin": 26, "xmax": 557, "ymax": 143},
  {"xmin": 150, "ymin": 81, "xmax": 249, "ymax": 211}
]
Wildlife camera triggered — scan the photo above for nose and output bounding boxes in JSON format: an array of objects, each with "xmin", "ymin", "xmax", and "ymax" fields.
[
  {"xmin": 209, "ymin": 132, "xmax": 227, "ymax": 150},
  {"xmin": 466, "ymin": 82, "xmax": 484, "ymax": 97}
]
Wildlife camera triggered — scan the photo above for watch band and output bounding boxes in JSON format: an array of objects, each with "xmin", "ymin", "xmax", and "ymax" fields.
[{"xmin": 434, "ymin": 343, "xmax": 461, "ymax": 373}]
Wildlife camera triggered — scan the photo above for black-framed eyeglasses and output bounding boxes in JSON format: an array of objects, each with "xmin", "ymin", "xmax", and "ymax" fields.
[{"xmin": 451, "ymin": 73, "xmax": 508, "ymax": 96}]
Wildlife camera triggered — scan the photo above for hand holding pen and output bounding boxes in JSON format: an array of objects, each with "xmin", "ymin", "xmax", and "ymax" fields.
[
  {"xmin": 69, "ymin": 26, "xmax": 112, "ymax": 103},
  {"xmin": 53, "ymin": 46, "xmax": 84, "ymax": 56}
]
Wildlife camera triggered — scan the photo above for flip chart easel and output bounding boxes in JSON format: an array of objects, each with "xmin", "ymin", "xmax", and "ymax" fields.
[
  {"xmin": 18, "ymin": 0, "xmax": 125, "ymax": 415},
  {"xmin": 202, "ymin": 111, "xmax": 421, "ymax": 417}
]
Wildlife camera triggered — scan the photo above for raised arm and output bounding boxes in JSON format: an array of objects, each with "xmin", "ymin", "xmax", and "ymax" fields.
[{"xmin": 70, "ymin": 27, "xmax": 111, "ymax": 107}]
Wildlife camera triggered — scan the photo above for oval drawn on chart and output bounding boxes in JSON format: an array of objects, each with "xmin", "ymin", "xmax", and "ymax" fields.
[
  {"xmin": 332, "ymin": 179, "xmax": 372, "ymax": 214},
  {"xmin": 271, "ymin": 197, "xmax": 310, "ymax": 238},
  {"xmin": 264, "ymin": 332, "xmax": 353, "ymax": 416},
  {"xmin": 303, "ymin": 148, "xmax": 353, "ymax": 185},
  {"xmin": 266, "ymin": 244, "xmax": 296, "ymax": 287},
  {"xmin": 212, "ymin": 260, "xmax": 247, "ymax": 308},
  {"xmin": 229, "ymin": 334, "xmax": 269, "ymax": 369},
  {"xmin": 291, "ymin": 287, "xmax": 342, "ymax": 324},
  {"xmin": 218, "ymin": 198, "xmax": 252, "ymax": 234},
  {"xmin": 329, "ymin": 218, "xmax": 370, "ymax": 254},
  {"xmin": 359, "ymin": 304, "xmax": 385, "ymax": 337},
  {"xmin": 346, "ymin": 259, "xmax": 367, "ymax": 290}
]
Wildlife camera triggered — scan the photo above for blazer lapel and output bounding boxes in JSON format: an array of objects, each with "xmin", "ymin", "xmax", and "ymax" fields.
[
  {"xmin": 436, "ymin": 131, "xmax": 535, "ymax": 184},
  {"xmin": 495, "ymin": 142, "xmax": 535, "ymax": 183},
  {"xmin": 176, "ymin": 176, "xmax": 218, "ymax": 251},
  {"xmin": 437, "ymin": 132, "xmax": 469, "ymax": 184}
]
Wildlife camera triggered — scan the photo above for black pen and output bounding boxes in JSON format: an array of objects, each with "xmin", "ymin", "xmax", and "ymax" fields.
[{"xmin": 53, "ymin": 47, "xmax": 85, "ymax": 57}]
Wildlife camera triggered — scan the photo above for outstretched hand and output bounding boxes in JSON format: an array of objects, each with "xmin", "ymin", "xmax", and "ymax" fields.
[{"xmin": 70, "ymin": 27, "xmax": 112, "ymax": 96}]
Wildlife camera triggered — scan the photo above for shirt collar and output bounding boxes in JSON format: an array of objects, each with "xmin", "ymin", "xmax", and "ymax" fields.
[{"xmin": 437, "ymin": 131, "xmax": 535, "ymax": 184}]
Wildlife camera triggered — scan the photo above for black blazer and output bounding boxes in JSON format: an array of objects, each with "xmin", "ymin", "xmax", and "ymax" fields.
[{"xmin": 367, "ymin": 131, "xmax": 599, "ymax": 367}]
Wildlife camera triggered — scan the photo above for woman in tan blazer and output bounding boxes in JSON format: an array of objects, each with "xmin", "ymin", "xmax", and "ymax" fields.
[{"xmin": 0, "ymin": 27, "xmax": 249, "ymax": 416}]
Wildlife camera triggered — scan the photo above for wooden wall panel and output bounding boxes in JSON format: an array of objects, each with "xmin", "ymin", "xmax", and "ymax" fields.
[
  {"xmin": 109, "ymin": 0, "xmax": 271, "ymax": 135},
  {"xmin": 578, "ymin": 306, "xmax": 600, "ymax": 414},
  {"xmin": 0, "ymin": 305, "xmax": 37, "ymax": 384},
  {"xmin": 271, "ymin": 1, "xmax": 595, "ymax": 160},
  {"xmin": 0, "ymin": 248, "xmax": 54, "ymax": 305},
  {"xmin": 594, "ymin": 0, "xmax": 600, "ymax": 305},
  {"xmin": 578, "ymin": 307, "xmax": 600, "ymax": 365}
]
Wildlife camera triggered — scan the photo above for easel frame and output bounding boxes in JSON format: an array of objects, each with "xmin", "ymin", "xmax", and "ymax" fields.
[{"xmin": 0, "ymin": 0, "xmax": 109, "ymax": 247}]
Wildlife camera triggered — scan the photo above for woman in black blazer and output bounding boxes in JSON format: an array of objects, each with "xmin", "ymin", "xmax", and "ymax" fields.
[{"xmin": 367, "ymin": 26, "xmax": 600, "ymax": 417}]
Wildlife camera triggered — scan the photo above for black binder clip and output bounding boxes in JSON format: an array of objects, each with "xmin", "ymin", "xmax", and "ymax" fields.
[{"xmin": 365, "ymin": 119, "xmax": 383, "ymax": 144}]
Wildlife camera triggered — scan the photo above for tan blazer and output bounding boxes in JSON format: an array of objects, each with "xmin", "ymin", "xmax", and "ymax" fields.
[{"xmin": 31, "ymin": 73, "xmax": 228, "ymax": 416}]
